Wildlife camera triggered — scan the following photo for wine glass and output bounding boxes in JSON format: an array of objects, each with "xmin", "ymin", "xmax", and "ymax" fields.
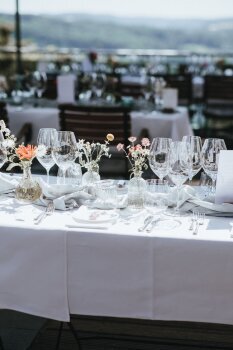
[
  {"xmin": 182, "ymin": 135, "xmax": 202, "ymax": 183},
  {"xmin": 149, "ymin": 137, "xmax": 172, "ymax": 180},
  {"xmin": 0, "ymin": 131, "xmax": 7, "ymax": 169},
  {"xmin": 52, "ymin": 131, "xmax": 77, "ymax": 185},
  {"xmin": 37, "ymin": 128, "xmax": 57, "ymax": 184},
  {"xmin": 92, "ymin": 72, "xmax": 106, "ymax": 99},
  {"xmin": 168, "ymin": 141, "xmax": 190, "ymax": 215},
  {"xmin": 201, "ymin": 138, "xmax": 227, "ymax": 192}
]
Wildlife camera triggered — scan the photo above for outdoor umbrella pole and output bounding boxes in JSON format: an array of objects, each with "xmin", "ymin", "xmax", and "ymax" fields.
[{"xmin": 15, "ymin": 0, "xmax": 23, "ymax": 75}]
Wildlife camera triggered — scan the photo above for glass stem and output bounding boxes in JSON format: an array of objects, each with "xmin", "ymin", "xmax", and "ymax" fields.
[
  {"xmin": 62, "ymin": 169, "xmax": 66, "ymax": 185},
  {"xmin": 175, "ymin": 185, "xmax": 181, "ymax": 213},
  {"xmin": 46, "ymin": 168, "xmax": 50, "ymax": 184}
]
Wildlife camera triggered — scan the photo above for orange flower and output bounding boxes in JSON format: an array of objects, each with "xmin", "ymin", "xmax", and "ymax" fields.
[{"xmin": 16, "ymin": 145, "xmax": 37, "ymax": 161}]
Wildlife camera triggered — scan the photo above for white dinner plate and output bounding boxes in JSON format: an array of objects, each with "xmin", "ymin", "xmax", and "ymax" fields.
[{"xmin": 72, "ymin": 205, "xmax": 119, "ymax": 224}]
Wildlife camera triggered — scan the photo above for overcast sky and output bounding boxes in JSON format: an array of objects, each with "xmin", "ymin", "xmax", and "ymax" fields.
[{"xmin": 1, "ymin": 0, "xmax": 233, "ymax": 18}]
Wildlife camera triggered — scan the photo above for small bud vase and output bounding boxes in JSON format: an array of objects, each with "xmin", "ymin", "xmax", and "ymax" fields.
[
  {"xmin": 15, "ymin": 161, "xmax": 42, "ymax": 203},
  {"xmin": 82, "ymin": 163, "xmax": 100, "ymax": 186},
  {"xmin": 127, "ymin": 171, "xmax": 146, "ymax": 209}
]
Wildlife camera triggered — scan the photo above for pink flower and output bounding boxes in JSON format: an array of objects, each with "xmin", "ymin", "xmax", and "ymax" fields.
[
  {"xmin": 116, "ymin": 143, "xmax": 124, "ymax": 151},
  {"xmin": 128, "ymin": 136, "xmax": 137, "ymax": 143},
  {"xmin": 135, "ymin": 144, "xmax": 142, "ymax": 151},
  {"xmin": 141, "ymin": 138, "xmax": 150, "ymax": 147}
]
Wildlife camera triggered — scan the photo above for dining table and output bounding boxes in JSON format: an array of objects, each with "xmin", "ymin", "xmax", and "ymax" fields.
[
  {"xmin": 7, "ymin": 104, "xmax": 193, "ymax": 144},
  {"xmin": 0, "ymin": 182, "xmax": 233, "ymax": 326}
]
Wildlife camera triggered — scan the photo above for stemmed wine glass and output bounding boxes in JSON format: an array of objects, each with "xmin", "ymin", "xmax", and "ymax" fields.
[
  {"xmin": 182, "ymin": 135, "xmax": 202, "ymax": 183},
  {"xmin": 52, "ymin": 131, "xmax": 77, "ymax": 185},
  {"xmin": 201, "ymin": 138, "xmax": 227, "ymax": 192},
  {"xmin": 37, "ymin": 128, "xmax": 57, "ymax": 184},
  {"xmin": 0, "ymin": 131, "xmax": 7, "ymax": 170},
  {"xmin": 149, "ymin": 137, "xmax": 172, "ymax": 180},
  {"xmin": 92, "ymin": 72, "xmax": 106, "ymax": 99},
  {"xmin": 168, "ymin": 141, "xmax": 190, "ymax": 215}
]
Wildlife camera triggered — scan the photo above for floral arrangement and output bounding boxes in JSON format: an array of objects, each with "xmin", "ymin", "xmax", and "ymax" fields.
[
  {"xmin": 117, "ymin": 136, "xmax": 150, "ymax": 176},
  {"xmin": 0, "ymin": 119, "xmax": 46, "ymax": 171},
  {"xmin": 77, "ymin": 133, "xmax": 114, "ymax": 171}
]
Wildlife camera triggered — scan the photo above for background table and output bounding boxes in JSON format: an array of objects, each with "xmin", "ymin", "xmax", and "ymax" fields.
[
  {"xmin": 0, "ymin": 194, "xmax": 233, "ymax": 325},
  {"xmin": 8, "ymin": 105, "xmax": 193, "ymax": 144},
  {"xmin": 131, "ymin": 107, "xmax": 193, "ymax": 140}
]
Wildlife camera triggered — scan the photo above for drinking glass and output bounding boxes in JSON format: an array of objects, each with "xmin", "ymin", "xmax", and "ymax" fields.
[
  {"xmin": 0, "ymin": 131, "xmax": 7, "ymax": 169},
  {"xmin": 199, "ymin": 171, "xmax": 212, "ymax": 198},
  {"xmin": 149, "ymin": 137, "xmax": 172, "ymax": 180},
  {"xmin": 168, "ymin": 141, "xmax": 190, "ymax": 215},
  {"xmin": 201, "ymin": 138, "xmax": 227, "ymax": 192},
  {"xmin": 57, "ymin": 162, "xmax": 82, "ymax": 186},
  {"xmin": 52, "ymin": 131, "xmax": 77, "ymax": 184},
  {"xmin": 37, "ymin": 128, "xmax": 57, "ymax": 183},
  {"xmin": 182, "ymin": 135, "xmax": 202, "ymax": 182},
  {"xmin": 144, "ymin": 179, "xmax": 169, "ymax": 213},
  {"xmin": 92, "ymin": 72, "xmax": 106, "ymax": 99}
]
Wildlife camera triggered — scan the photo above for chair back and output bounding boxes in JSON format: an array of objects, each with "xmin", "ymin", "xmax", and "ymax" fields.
[
  {"xmin": 59, "ymin": 104, "xmax": 132, "ymax": 177},
  {"xmin": 0, "ymin": 102, "xmax": 9, "ymax": 126},
  {"xmin": 204, "ymin": 75, "xmax": 233, "ymax": 104},
  {"xmin": 59, "ymin": 104, "xmax": 131, "ymax": 145}
]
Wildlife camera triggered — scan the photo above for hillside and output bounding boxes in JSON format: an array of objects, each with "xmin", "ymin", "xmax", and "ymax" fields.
[{"xmin": 0, "ymin": 13, "xmax": 233, "ymax": 51}]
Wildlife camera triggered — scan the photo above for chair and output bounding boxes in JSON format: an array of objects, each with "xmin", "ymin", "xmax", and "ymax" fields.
[
  {"xmin": 204, "ymin": 75, "xmax": 233, "ymax": 105},
  {"xmin": 203, "ymin": 75, "xmax": 233, "ymax": 147},
  {"xmin": 59, "ymin": 104, "xmax": 131, "ymax": 178},
  {"xmin": 0, "ymin": 102, "xmax": 9, "ymax": 126}
]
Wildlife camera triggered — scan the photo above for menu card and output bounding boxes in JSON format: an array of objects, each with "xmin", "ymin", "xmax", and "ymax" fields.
[
  {"xmin": 215, "ymin": 150, "xmax": 233, "ymax": 204},
  {"xmin": 163, "ymin": 88, "xmax": 178, "ymax": 110},
  {"xmin": 57, "ymin": 74, "xmax": 76, "ymax": 103}
]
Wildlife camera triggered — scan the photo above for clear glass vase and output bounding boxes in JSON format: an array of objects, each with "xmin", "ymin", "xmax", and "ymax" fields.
[
  {"xmin": 82, "ymin": 163, "xmax": 100, "ymax": 186},
  {"xmin": 128, "ymin": 171, "xmax": 146, "ymax": 209},
  {"xmin": 15, "ymin": 161, "xmax": 42, "ymax": 203}
]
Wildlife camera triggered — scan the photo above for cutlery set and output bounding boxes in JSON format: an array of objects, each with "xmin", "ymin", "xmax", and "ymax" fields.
[
  {"xmin": 138, "ymin": 215, "xmax": 161, "ymax": 233},
  {"xmin": 34, "ymin": 201, "xmax": 55, "ymax": 225}
]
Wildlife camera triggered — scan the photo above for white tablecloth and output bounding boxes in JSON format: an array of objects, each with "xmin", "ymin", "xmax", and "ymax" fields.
[
  {"xmin": 0, "ymin": 194, "xmax": 233, "ymax": 324},
  {"xmin": 7, "ymin": 106, "xmax": 60, "ymax": 144},
  {"xmin": 131, "ymin": 107, "xmax": 193, "ymax": 141},
  {"xmin": 0, "ymin": 199, "xmax": 69, "ymax": 321},
  {"xmin": 7, "ymin": 106, "xmax": 192, "ymax": 144}
]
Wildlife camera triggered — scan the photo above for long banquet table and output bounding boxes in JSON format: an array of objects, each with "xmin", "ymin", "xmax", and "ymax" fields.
[
  {"xmin": 7, "ymin": 105, "xmax": 193, "ymax": 144},
  {"xmin": 0, "ymin": 193, "xmax": 233, "ymax": 325}
]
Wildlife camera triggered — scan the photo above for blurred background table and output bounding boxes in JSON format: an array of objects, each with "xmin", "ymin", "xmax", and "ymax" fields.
[{"xmin": 7, "ymin": 104, "xmax": 193, "ymax": 144}]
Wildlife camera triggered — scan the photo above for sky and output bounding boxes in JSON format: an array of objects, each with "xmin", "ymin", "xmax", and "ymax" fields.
[{"xmin": 1, "ymin": 0, "xmax": 233, "ymax": 19}]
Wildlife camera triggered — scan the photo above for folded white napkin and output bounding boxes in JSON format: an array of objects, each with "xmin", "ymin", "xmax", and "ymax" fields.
[
  {"xmin": 37, "ymin": 179, "xmax": 93, "ymax": 211},
  {"xmin": 0, "ymin": 173, "xmax": 18, "ymax": 193},
  {"xmin": 150, "ymin": 185, "xmax": 233, "ymax": 217}
]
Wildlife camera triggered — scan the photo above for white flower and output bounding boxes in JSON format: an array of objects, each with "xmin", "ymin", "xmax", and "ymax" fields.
[
  {"xmin": 36, "ymin": 144, "xmax": 47, "ymax": 157},
  {"xmin": 2, "ymin": 139, "xmax": 15, "ymax": 149},
  {"xmin": 0, "ymin": 120, "xmax": 6, "ymax": 130}
]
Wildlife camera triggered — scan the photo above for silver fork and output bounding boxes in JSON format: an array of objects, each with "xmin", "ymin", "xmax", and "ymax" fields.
[
  {"xmin": 34, "ymin": 201, "xmax": 55, "ymax": 225},
  {"xmin": 189, "ymin": 211, "xmax": 197, "ymax": 231},
  {"xmin": 193, "ymin": 212, "xmax": 205, "ymax": 235}
]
